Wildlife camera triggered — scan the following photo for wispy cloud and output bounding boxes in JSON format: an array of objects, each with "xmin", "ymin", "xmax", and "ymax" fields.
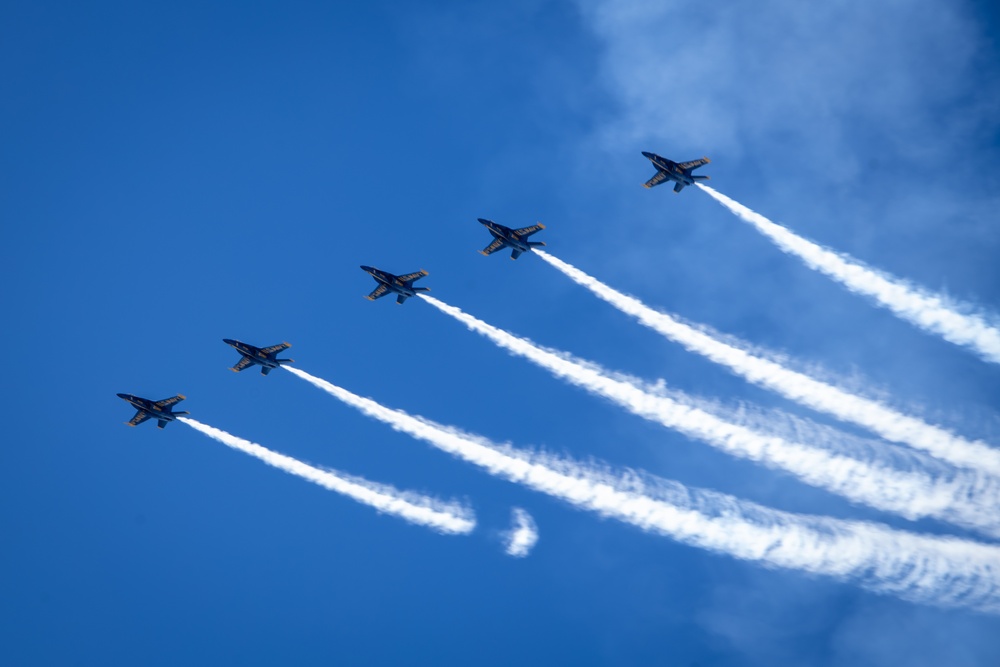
[
  {"xmin": 503, "ymin": 507, "xmax": 539, "ymax": 558},
  {"xmin": 180, "ymin": 417, "xmax": 476, "ymax": 535},
  {"xmin": 283, "ymin": 366, "xmax": 1000, "ymax": 612}
]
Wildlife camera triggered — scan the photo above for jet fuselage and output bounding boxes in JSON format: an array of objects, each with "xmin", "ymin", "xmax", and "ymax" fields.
[
  {"xmin": 642, "ymin": 151, "xmax": 696, "ymax": 186},
  {"xmin": 480, "ymin": 219, "xmax": 531, "ymax": 254},
  {"xmin": 117, "ymin": 393, "xmax": 183, "ymax": 423},
  {"xmin": 223, "ymin": 339, "xmax": 280, "ymax": 369},
  {"xmin": 361, "ymin": 266, "xmax": 420, "ymax": 298}
]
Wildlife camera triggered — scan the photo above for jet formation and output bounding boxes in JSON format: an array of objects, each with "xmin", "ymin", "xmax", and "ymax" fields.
[
  {"xmin": 117, "ymin": 393, "xmax": 189, "ymax": 429},
  {"xmin": 477, "ymin": 218, "xmax": 546, "ymax": 260},
  {"xmin": 223, "ymin": 339, "xmax": 294, "ymax": 376},
  {"xmin": 641, "ymin": 151, "xmax": 711, "ymax": 193},
  {"xmin": 120, "ymin": 150, "xmax": 705, "ymax": 424}
]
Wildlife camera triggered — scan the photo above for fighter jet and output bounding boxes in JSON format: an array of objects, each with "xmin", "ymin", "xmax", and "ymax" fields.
[
  {"xmin": 478, "ymin": 218, "xmax": 546, "ymax": 260},
  {"xmin": 360, "ymin": 266, "xmax": 430, "ymax": 305},
  {"xmin": 117, "ymin": 393, "xmax": 189, "ymax": 429},
  {"xmin": 641, "ymin": 151, "xmax": 711, "ymax": 193},
  {"xmin": 223, "ymin": 339, "xmax": 294, "ymax": 376}
]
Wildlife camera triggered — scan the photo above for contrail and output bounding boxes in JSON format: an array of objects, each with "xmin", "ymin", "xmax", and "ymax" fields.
[
  {"xmin": 504, "ymin": 508, "xmax": 539, "ymax": 558},
  {"xmin": 179, "ymin": 417, "xmax": 476, "ymax": 535},
  {"xmin": 282, "ymin": 366, "xmax": 1000, "ymax": 612},
  {"xmin": 698, "ymin": 183, "xmax": 1000, "ymax": 365},
  {"xmin": 415, "ymin": 296, "xmax": 1000, "ymax": 538},
  {"xmin": 534, "ymin": 249, "xmax": 1000, "ymax": 477}
]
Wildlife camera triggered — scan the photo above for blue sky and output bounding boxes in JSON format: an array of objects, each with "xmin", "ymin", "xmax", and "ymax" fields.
[{"xmin": 2, "ymin": 1, "xmax": 999, "ymax": 665}]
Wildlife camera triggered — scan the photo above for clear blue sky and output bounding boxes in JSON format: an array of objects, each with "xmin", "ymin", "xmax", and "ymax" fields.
[{"xmin": 2, "ymin": 1, "xmax": 999, "ymax": 665}]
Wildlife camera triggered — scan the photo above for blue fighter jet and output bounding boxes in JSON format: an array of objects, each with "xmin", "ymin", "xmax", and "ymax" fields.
[
  {"xmin": 478, "ymin": 218, "xmax": 546, "ymax": 260},
  {"xmin": 641, "ymin": 151, "xmax": 711, "ymax": 193},
  {"xmin": 117, "ymin": 393, "xmax": 189, "ymax": 429},
  {"xmin": 360, "ymin": 266, "xmax": 430, "ymax": 305},
  {"xmin": 223, "ymin": 339, "xmax": 294, "ymax": 376}
]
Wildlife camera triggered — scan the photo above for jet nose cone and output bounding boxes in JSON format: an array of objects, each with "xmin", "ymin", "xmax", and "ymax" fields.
[
  {"xmin": 223, "ymin": 338, "xmax": 236, "ymax": 346},
  {"xmin": 477, "ymin": 218, "xmax": 491, "ymax": 225},
  {"xmin": 117, "ymin": 393, "xmax": 129, "ymax": 400},
  {"xmin": 360, "ymin": 265, "xmax": 373, "ymax": 273},
  {"xmin": 641, "ymin": 151, "xmax": 654, "ymax": 159}
]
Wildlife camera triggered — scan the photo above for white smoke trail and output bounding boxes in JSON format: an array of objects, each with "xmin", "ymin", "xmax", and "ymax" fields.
[
  {"xmin": 415, "ymin": 295, "xmax": 1000, "ymax": 538},
  {"xmin": 179, "ymin": 417, "xmax": 475, "ymax": 535},
  {"xmin": 504, "ymin": 508, "xmax": 539, "ymax": 558},
  {"xmin": 282, "ymin": 366, "xmax": 1000, "ymax": 612},
  {"xmin": 698, "ymin": 183, "xmax": 1000, "ymax": 365},
  {"xmin": 535, "ymin": 249, "xmax": 1000, "ymax": 477}
]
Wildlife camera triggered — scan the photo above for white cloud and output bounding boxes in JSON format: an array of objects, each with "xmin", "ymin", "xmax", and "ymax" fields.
[{"xmin": 503, "ymin": 507, "xmax": 539, "ymax": 558}]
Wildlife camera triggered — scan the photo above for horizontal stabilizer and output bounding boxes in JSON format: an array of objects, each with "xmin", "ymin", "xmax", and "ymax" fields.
[
  {"xmin": 261, "ymin": 367, "xmax": 271, "ymax": 376},
  {"xmin": 396, "ymin": 294, "xmax": 409, "ymax": 305},
  {"xmin": 157, "ymin": 419, "xmax": 168, "ymax": 429},
  {"xmin": 511, "ymin": 249, "xmax": 523, "ymax": 260}
]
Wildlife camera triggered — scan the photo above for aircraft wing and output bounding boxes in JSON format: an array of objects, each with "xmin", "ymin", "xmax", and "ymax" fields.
[
  {"xmin": 677, "ymin": 157, "xmax": 710, "ymax": 171},
  {"xmin": 260, "ymin": 342, "xmax": 291, "ymax": 356},
  {"xmin": 397, "ymin": 270, "xmax": 428, "ymax": 284},
  {"xmin": 231, "ymin": 356, "xmax": 255, "ymax": 372},
  {"xmin": 154, "ymin": 395, "xmax": 185, "ymax": 409},
  {"xmin": 127, "ymin": 410, "xmax": 152, "ymax": 427},
  {"xmin": 480, "ymin": 237, "xmax": 506, "ymax": 256},
  {"xmin": 513, "ymin": 223, "xmax": 545, "ymax": 237},
  {"xmin": 643, "ymin": 170, "xmax": 670, "ymax": 189},
  {"xmin": 366, "ymin": 284, "xmax": 390, "ymax": 301}
]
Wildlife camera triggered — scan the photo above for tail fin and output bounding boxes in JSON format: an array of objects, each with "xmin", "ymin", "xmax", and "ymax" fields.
[
  {"xmin": 528, "ymin": 241, "xmax": 546, "ymax": 247},
  {"xmin": 693, "ymin": 175, "xmax": 710, "ymax": 181},
  {"xmin": 157, "ymin": 420, "xmax": 169, "ymax": 429},
  {"xmin": 413, "ymin": 286, "xmax": 431, "ymax": 293},
  {"xmin": 174, "ymin": 411, "xmax": 190, "ymax": 416}
]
